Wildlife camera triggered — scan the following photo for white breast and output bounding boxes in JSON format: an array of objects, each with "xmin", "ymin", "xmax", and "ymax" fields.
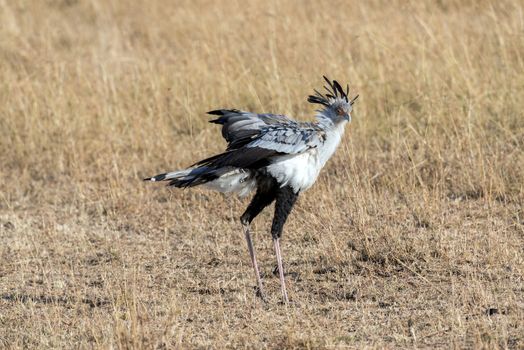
[{"xmin": 266, "ymin": 121, "xmax": 346, "ymax": 192}]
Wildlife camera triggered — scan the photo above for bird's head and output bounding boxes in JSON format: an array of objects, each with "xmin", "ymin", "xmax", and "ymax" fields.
[{"xmin": 307, "ymin": 76, "xmax": 358, "ymax": 124}]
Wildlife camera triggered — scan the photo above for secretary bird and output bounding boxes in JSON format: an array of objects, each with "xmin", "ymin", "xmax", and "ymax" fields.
[{"xmin": 144, "ymin": 76, "xmax": 358, "ymax": 303}]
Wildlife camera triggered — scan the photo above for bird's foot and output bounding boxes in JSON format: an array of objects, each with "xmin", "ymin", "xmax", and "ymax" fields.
[
  {"xmin": 254, "ymin": 286, "xmax": 267, "ymax": 303},
  {"xmin": 278, "ymin": 299, "xmax": 294, "ymax": 306}
]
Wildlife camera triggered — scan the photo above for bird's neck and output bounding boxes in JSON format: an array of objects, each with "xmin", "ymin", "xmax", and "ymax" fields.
[{"xmin": 316, "ymin": 114, "xmax": 348, "ymax": 133}]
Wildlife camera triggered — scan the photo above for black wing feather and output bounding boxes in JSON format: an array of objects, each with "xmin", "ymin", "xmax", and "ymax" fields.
[{"xmin": 193, "ymin": 147, "xmax": 279, "ymax": 169}]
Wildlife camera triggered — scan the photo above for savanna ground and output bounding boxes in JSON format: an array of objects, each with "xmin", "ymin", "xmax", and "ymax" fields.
[{"xmin": 1, "ymin": 0, "xmax": 523, "ymax": 348}]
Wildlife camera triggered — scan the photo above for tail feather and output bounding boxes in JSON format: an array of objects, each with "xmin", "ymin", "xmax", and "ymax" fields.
[
  {"xmin": 144, "ymin": 166, "xmax": 256, "ymax": 196},
  {"xmin": 144, "ymin": 167, "xmax": 228, "ymax": 188},
  {"xmin": 143, "ymin": 169, "xmax": 193, "ymax": 183},
  {"xmin": 168, "ymin": 167, "xmax": 228, "ymax": 188}
]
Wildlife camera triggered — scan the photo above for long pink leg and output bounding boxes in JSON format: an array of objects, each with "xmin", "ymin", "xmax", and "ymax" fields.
[
  {"xmin": 273, "ymin": 238, "xmax": 289, "ymax": 304},
  {"xmin": 243, "ymin": 224, "xmax": 266, "ymax": 301}
]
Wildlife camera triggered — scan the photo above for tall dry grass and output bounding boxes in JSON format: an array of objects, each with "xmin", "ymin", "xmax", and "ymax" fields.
[{"xmin": 0, "ymin": 0, "xmax": 523, "ymax": 348}]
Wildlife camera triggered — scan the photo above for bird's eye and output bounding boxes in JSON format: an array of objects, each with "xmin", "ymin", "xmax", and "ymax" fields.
[{"xmin": 336, "ymin": 107, "xmax": 345, "ymax": 116}]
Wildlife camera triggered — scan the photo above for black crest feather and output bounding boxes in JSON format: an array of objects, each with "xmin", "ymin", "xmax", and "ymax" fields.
[{"xmin": 307, "ymin": 76, "xmax": 355, "ymax": 107}]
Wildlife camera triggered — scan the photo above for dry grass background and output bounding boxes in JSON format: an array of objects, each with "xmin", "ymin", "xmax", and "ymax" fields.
[{"xmin": 1, "ymin": 0, "xmax": 523, "ymax": 348}]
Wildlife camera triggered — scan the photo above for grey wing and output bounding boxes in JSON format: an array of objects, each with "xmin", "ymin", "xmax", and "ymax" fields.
[
  {"xmin": 246, "ymin": 125, "xmax": 326, "ymax": 154},
  {"xmin": 208, "ymin": 109, "xmax": 298, "ymax": 150},
  {"xmin": 195, "ymin": 109, "xmax": 325, "ymax": 172}
]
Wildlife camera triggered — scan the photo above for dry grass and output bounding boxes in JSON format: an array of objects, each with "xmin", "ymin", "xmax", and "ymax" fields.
[{"xmin": 1, "ymin": 0, "xmax": 523, "ymax": 348}]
